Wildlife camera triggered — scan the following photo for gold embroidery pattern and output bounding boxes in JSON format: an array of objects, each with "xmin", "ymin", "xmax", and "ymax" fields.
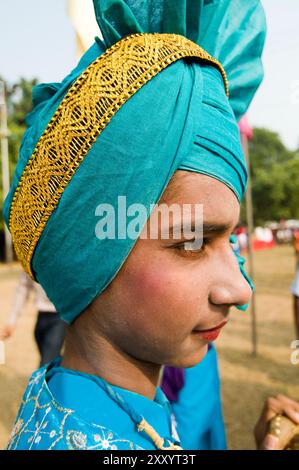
[
  {"xmin": 9, "ymin": 32, "xmax": 228, "ymax": 278},
  {"xmin": 7, "ymin": 368, "xmax": 144, "ymax": 450},
  {"xmin": 7, "ymin": 373, "xmax": 75, "ymax": 450}
]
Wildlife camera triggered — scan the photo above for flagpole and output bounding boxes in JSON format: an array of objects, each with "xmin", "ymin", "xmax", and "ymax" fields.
[
  {"xmin": 0, "ymin": 80, "xmax": 13, "ymax": 263},
  {"xmin": 240, "ymin": 128, "xmax": 258, "ymax": 357}
]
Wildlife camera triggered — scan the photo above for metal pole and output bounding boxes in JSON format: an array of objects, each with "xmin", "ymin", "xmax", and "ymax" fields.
[
  {"xmin": 241, "ymin": 132, "xmax": 258, "ymax": 356},
  {"xmin": 0, "ymin": 80, "xmax": 13, "ymax": 263}
]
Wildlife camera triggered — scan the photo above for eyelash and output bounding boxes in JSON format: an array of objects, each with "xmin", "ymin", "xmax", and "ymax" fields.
[{"xmin": 173, "ymin": 238, "xmax": 210, "ymax": 256}]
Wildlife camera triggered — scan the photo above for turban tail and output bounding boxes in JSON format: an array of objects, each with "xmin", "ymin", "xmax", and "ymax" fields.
[
  {"xmin": 3, "ymin": 1, "xmax": 265, "ymax": 323},
  {"xmin": 95, "ymin": 0, "xmax": 266, "ymax": 120}
]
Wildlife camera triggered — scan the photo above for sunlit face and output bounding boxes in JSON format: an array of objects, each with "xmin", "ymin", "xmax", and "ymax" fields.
[{"xmin": 85, "ymin": 170, "xmax": 252, "ymax": 368}]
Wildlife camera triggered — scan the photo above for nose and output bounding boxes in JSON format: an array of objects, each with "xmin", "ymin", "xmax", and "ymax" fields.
[{"xmin": 208, "ymin": 244, "xmax": 253, "ymax": 309}]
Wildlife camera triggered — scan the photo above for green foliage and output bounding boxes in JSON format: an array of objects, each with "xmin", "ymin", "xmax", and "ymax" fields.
[
  {"xmin": 246, "ymin": 128, "xmax": 299, "ymax": 226},
  {"xmin": 249, "ymin": 128, "xmax": 295, "ymax": 174},
  {"xmin": 0, "ymin": 77, "xmax": 37, "ymax": 231}
]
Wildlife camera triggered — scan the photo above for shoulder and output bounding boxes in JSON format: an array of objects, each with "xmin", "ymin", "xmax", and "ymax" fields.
[{"xmin": 7, "ymin": 364, "xmax": 143, "ymax": 450}]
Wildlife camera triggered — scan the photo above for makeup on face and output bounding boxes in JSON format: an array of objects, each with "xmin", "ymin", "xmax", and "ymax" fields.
[{"xmin": 192, "ymin": 319, "xmax": 229, "ymax": 342}]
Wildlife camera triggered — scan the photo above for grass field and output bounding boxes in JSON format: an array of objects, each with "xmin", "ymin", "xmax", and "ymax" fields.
[{"xmin": 0, "ymin": 245, "xmax": 298, "ymax": 450}]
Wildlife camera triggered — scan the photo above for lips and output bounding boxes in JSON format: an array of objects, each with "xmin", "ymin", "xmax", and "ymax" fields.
[{"xmin": 192, "ymin": 320, "xmax": 228, "ymax": 342}]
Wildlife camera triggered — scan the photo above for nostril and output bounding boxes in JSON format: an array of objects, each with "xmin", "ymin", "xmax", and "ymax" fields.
[{"xmin": 235, "ymin": 280, "xmax": 253, "ymax": 311}]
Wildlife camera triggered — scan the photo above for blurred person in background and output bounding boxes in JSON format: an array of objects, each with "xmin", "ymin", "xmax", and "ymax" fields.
[{"xmin": 0, "ymin": 271, "xmax": 65, "ymax": 366}]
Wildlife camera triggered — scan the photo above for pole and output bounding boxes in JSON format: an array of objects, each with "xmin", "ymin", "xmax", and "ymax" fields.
[
  {"xmin": 241, "ymin": 132, "xmax": 258, "ymax": 356},
  {"xmin": 0, "ymin": 80, "xmax": 13, "ymax": 263}
]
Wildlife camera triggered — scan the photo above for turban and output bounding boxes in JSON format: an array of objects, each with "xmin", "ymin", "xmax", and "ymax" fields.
[{"xmin": 3, "ymin": 0, "xmax": 266, "ymax": 323}]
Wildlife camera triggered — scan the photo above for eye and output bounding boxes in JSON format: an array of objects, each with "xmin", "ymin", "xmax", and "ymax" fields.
[{"xmin": 173, "ymin": 238, "xmax": 210, "ymax": 256}]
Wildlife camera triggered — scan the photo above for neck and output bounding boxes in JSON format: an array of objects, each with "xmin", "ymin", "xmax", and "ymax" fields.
[{"xmin": 61, "ymin": 328, "xmax": 162, "ymax": 400}]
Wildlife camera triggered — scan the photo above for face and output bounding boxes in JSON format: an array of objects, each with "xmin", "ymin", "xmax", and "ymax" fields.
[{"xmin": 86, "ymin": 170, "xmax": 252, "ymax": 368}]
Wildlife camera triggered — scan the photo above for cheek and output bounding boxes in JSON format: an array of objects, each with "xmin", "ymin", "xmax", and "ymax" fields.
[
  {"xmin": 136, "ymin": 266, "xmax": 176, "ymax": 302},
  {"xmin": 108, "ymin": 253, "xmax": 212, "ymax": 366},
  {"xmin": 121, "ymin": 258, "xmax": 206, "ymax": 332},
  {"xmin": 130, "ymin": 261, "xmax": 182, "ymax": 310}
]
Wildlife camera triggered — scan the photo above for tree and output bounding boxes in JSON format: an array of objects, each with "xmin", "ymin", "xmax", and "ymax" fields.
[
  {"xmin": 0, "ymin": 77, "xmax": 38, "ymax": 233},
  {"xmin": 249, "ymin": 128, "xmax": 294, "ymax": 175},
  {"xmin": 245, "ymin": 128, "xmax": 299, "ymax": 226}
]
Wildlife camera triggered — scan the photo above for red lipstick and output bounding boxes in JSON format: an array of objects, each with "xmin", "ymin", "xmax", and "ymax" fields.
[{"xmin": 192, "ymin": 320, "xmax": 228, "ymax": 342}]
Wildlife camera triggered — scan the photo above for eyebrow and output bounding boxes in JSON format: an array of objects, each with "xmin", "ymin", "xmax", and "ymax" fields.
[{"xmin": 168, "ymin": 221, "xmax": 237, "ymax": 236}]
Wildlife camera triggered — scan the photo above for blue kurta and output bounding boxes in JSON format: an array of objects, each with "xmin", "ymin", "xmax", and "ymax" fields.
[
  {"xmin": 8, "ymin": 349, "xmax": 226, "ymax": 450},
  {"xmin": 7, "ymin": 357, "xmax": 180, "ymax": 450},
  {"xmin": 171, "ymin": 344, "xmax": 227, "ymax": 450}
]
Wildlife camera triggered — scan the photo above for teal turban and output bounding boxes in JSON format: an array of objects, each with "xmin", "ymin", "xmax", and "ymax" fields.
[{"xmin": 3, "ymin": 1, "xmax": 266, "ymax": 323}]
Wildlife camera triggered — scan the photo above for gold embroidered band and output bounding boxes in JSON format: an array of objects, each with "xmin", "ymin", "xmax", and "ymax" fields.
[{"xmin": 8, "ymin": 32, "xmax": 229, "ymax": 278}]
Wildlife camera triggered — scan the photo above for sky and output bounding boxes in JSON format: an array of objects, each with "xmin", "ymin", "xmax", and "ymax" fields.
[{"xmin": 0, "ymin": 0, "xmax": 298, "ymax": 150}]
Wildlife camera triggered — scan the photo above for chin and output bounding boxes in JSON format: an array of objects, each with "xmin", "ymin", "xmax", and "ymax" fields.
[{"xmin": 167, "ymin": 344, "xmax": 209, "ymax": 369}]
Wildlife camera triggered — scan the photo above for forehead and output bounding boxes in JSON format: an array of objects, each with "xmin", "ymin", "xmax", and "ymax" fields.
[{"xmin": 160, "ymin": 170, "xmax": 240, "ymax": 225}]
